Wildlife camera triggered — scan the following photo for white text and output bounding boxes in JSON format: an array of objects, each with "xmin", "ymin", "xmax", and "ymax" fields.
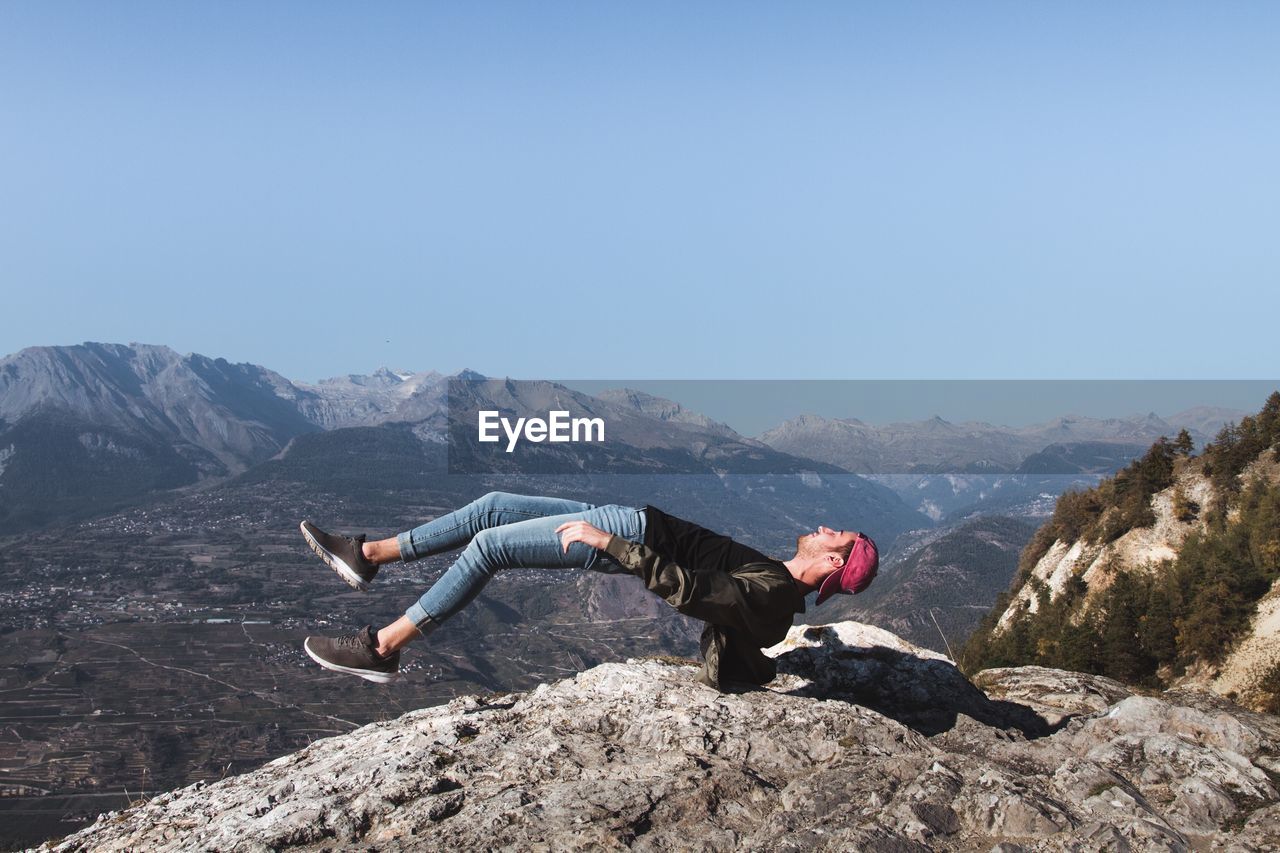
[{"xmin": 477, "ymin": 410, "xmax": 605, "ymax": 452}]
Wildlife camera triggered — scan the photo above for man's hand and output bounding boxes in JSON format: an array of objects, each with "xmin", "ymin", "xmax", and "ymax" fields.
[{"xmin": 555, "ymin": 520, "xmax": 612, "ymax": 553}]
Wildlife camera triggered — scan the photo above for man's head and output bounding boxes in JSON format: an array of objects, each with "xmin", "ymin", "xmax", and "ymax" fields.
[{"xmin": 788, "ymin": 526, "xmax": 879, "ymax": 604}]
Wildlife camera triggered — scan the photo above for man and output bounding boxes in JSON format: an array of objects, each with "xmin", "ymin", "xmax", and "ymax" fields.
[{"xmin": 300, "ymin": 491, "xmax": 878, "ymax": 691}]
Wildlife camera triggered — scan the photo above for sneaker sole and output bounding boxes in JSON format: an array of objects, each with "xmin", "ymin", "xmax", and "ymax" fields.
[
  {"xmin": 304, "ymin": 638, "xmax": 399, "ymax": 684},
  {"xmin": 300, "ymin": 521, "xmax": 371, "ymax": 592}
]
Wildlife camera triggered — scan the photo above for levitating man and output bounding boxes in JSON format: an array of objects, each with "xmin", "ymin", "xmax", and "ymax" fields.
[{"xmin": 300, "ymin": 491, "xmax": 878, "ymax": 691}]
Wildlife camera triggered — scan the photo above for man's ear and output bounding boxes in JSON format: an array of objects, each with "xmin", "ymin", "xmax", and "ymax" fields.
[{"xmin": 826, "ymin": 551, "xmax": 846, "ymax": 569}]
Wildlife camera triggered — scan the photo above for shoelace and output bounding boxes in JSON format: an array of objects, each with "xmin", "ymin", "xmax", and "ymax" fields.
[{"xmin": 335, "ymin": 632, "xmax": 368, "ymax": 650}]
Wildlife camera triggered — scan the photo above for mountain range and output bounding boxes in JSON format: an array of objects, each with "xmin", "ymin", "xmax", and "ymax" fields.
[
  {"xmin": 758, "ymin": 410, "xmax": 1243, "ymax": 521},
  {"xmin": 0, "ymin": 344, "xmax": 851, "ymax": 533},
  {"xmin": 759, "ymin": 409, "xmax": 1234, "ymax": 474},
  {"xmin": 0, "ymin": 341, "xmax": 1248, "ymax": 535}
]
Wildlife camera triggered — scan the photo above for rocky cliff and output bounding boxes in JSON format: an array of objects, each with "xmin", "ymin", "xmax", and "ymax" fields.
[
  {"xmin": 993, "ymin": 460, "xmax": 1214, "ymax": 633},
  {"xmin": 992, "ymin": 449, "xmax": 1280, "ymax": 712},
  {"xmin": 36, "ymin": 622, "xmax": 1280, "ymax": 852}
]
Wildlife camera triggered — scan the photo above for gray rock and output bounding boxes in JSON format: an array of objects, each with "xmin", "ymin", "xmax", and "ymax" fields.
[{"xmin": 34, "ymin": 621, "xmax": 1280, "ymax": 852}]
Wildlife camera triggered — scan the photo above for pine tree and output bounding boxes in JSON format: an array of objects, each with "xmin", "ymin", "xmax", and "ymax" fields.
[
  {"xmin": 1138, "ymin": 570, "xmax": 1178, "ymax": 669},
  {"xmin": 1098, "ymin": 572, "xmax": 1156, "ymax": 683},
  {"xmin": 1173, "ymin": 428, "xmax": 1194, "ymax": 456},
  {"xmin": 1176, "ymin": 578, "xmax": 1234, "ymax": 665}
]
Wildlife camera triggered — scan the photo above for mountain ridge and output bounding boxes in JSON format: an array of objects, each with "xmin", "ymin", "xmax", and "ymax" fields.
[
  {"xmin": 759, "ymin": 409, "xmax": 1241, "ymax": 475},
  {"xmin": 1, "ymin": 344, "xmax": 896, "ymax": 534}
]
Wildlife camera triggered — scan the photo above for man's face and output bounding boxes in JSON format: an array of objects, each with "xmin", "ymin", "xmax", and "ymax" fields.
[{"xmin": 795, "ymin": 525, "xmax": 860, "ymax": 561}]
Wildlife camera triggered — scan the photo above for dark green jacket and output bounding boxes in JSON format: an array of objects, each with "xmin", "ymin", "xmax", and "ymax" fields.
[{"xmin": 603, "ymin": 534, "xmax": 806, "ymax": 691}]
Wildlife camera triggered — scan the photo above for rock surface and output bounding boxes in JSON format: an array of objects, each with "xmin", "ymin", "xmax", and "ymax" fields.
[{"xmin": 37, "ymin": 622, "xmax": 1280, "ymax": 852}]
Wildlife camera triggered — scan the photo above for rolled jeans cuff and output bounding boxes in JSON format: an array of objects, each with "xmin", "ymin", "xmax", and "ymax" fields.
[
  {"xmin": 404, "ymin": 601, "xmax": 441, "ymax": 635},
  {"xmin": 397, "ymin": 530, "xmax": 416, "ymax": 562}
]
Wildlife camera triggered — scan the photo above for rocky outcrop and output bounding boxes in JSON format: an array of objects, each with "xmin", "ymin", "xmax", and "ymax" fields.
[
  {"xmin": 994, "ymin": 472, "xmax": 1210, "ymax": 634},
  {"xmin": 1212, "ymin": 579, "xmax": 1280, "ymax": 705},
  {"xmin": 998, "ymin": 448, "xmax": 1280, "ymax": 632},
  {"xmin": 38, "ymin": 622, "xmax": 1280, "ymax": 852},
  {"xmin": 993, "ymin": 452, "xmax": 1280, "ymax": 712}
]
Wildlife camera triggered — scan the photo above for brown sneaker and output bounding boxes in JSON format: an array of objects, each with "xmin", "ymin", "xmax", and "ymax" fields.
[
  {"xmin": 300, "ymin": 520, "xmax": 379, "ymax": 592},
  {"xmin": 304, "ymin": 626, "xmax": 400, "ymax": 683}
]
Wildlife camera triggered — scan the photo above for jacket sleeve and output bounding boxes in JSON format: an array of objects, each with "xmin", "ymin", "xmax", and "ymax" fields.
[{"xmin": 603, "ymin": 535, "xmax": 763, "ymax": 636}]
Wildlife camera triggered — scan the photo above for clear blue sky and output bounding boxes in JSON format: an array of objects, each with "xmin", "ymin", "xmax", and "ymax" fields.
[{"xmin": 2, "ymin": 2, "xmax": 1277, "ymax": 382}]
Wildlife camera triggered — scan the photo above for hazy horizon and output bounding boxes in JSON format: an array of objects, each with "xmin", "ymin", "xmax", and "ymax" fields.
[{"xmin": 4, "ymin": 338, "xmax": 1274, "ymax": 436}]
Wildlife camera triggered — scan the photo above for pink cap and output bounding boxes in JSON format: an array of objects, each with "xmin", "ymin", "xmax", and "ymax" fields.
[{"xmin": 815, "ymin": 533, "xmax": 878, "ymax": 605}]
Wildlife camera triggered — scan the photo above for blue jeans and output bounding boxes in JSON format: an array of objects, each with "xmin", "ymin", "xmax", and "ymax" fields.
[{"xmin": 397, "ymin": 491, "xmax": 646, "ymax": 634}]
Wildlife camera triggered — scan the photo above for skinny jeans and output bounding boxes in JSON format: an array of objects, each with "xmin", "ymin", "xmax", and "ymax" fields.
[{"xmin": 397, "ymin": 491, "xmax": 646, "ymax": 634}]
